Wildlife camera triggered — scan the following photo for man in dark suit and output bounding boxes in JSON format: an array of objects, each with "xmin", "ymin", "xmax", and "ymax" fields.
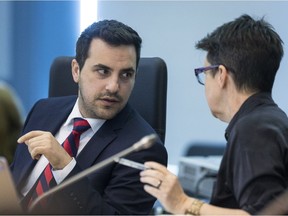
[{"xmin": 10, "ymin": 19, "xmax": 167, "ymax": 214}]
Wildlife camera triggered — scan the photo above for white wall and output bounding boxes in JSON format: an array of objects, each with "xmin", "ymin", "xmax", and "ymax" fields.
[{"xmin": 98, "ymin": 1, "xmax": 288, "ymax": 165}]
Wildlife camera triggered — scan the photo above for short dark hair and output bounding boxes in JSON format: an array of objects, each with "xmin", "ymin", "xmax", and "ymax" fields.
[
  {"xmin": 195, "ymin": 14, "xmax": 284, "ymax": 93},
  {"xmin": 75, "ymin": 19, "xmax": 142, "ymax": 71}
]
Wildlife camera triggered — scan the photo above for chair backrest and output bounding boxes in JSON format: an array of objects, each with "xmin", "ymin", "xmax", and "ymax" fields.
[
  {"xmin": 49, "ymin": 56, "xmax": 168, "ymax": 143},
  {"xmin": 184, "ymin": 142, "xmax": 225, "ymax": 157}
]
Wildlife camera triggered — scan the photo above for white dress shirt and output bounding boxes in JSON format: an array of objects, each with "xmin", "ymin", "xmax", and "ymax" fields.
[{"xmin": 21, "ymin": 99, "xmax": 105, "ymax": 196}]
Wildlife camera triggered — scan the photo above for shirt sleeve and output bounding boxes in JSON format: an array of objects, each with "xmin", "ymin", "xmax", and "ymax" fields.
[
  {"xmin": 230, "ymin": 116, "xmax": 288, "ymax": 214},
  {"xmin": 52, "ymin": 158, "xmax": 76, "ymax": 184}
]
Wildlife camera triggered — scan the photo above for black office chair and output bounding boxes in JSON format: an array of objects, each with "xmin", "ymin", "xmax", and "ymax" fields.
[
  {"xmin": 183, "ymin": 142, "xmax": 225, "ymax": 157},
  {"xmin": 48, "ymin": 56, "xmax": 168, "ymax": 143}
]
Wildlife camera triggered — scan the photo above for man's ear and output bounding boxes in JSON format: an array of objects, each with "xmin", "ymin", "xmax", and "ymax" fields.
[
  {"xmin": 71, "ymin": 59, "xmax": 80, "ymax": 83},
  {"xmin": 217, "ymin": 65, "xmax": 229, "ymax": 88}
]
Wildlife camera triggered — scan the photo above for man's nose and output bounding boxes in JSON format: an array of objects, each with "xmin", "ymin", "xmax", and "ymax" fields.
[{"xmin": 105, "ymin": 76, "xmax": 120, "ymax": 93}]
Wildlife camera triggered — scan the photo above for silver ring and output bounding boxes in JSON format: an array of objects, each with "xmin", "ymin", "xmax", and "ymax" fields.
[{"xmin": 156, "ymin": 180, "xmax": 162, "ymax": 189}]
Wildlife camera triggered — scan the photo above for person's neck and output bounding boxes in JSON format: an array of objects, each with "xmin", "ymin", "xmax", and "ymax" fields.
[{"xmin": 224, "ymin": 90, "xmax": 257, "ymax": 123}]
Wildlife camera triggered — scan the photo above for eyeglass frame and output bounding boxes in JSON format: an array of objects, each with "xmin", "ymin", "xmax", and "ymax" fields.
[{"xmin": 194, "ymin": 65, "xmax": 220, "ymax": 85}]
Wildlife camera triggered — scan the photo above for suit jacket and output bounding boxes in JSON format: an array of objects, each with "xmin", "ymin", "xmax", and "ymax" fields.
[{"xmin": 11, "ymin": 96, "xmax": 168, "ymax": 215}]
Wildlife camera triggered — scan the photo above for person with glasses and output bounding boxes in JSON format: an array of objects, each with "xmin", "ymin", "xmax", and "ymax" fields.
[{"xmin": 140, "ymin": 14, "xmax": 288, "ymax": 215}]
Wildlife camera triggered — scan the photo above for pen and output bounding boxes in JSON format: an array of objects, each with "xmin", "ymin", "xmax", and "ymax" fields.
[{"xmin": 114, "ymin": 158, "xmax": 147, "ymax": 170}]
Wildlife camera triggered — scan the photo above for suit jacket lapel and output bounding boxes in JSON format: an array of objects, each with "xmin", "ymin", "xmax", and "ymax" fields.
[{"xmin": 76, "ymin": 104, "xmax": 133, "ymax": 168}]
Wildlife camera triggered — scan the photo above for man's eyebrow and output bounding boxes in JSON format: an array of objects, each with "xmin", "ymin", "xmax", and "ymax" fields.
[
  {"xmin": 92, "ymin": 64, "xmax": 111, "ymax": 70},
  {"xmin": 92, "ymin": 64, "xmax": 136, "ymax": 73},
  {"xmin": 121, "ymin": 67, "xmax": 136, "ymax": 73}
]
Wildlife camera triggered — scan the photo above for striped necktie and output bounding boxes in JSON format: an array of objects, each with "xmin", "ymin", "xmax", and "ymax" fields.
[{"xmin": 28, "ymin": 118, "xmax": 90, "ymax": 207}]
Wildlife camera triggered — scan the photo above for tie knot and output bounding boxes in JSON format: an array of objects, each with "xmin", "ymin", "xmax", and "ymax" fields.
[{"xmin": 73, "ymin": 118, "xmax": 91, "ymax": 134}]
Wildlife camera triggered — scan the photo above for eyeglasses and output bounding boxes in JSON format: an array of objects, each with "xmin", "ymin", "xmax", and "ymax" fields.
[{"xmin": 194, "ymin": 65, "xmax": 220, "ymax": 85}]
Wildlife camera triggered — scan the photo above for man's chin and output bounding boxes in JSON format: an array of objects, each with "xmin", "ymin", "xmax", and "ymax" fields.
[{"xmin": 96, "ymin": 108, "xmax": 121, "ymax": 120}]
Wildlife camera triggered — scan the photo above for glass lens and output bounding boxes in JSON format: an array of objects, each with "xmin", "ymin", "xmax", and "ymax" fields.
[{"xmin": 197, "ymin": 71, "xmax": 205, "ymax": 85}]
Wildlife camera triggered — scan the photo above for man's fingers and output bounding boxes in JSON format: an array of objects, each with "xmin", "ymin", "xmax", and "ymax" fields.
[
  {"xmin": 34, "ymin": 154, "xmax": 41, "ymax": 160},
  {"xmin": 17, "ymin": 131, "xmax": 46, "ymax": 143},
  {"xmin": 30, "ymin": 146, "xmax": 43, "ymax": 160}
]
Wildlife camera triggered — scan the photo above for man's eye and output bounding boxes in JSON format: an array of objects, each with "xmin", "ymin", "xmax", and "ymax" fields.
[
  {"xmin": 122, "ymin": 72, "xmax": 133, "ymax": 78},
  {"xmin": 97, "ymin": 69, "xmax": 108, "ymax": 75}
]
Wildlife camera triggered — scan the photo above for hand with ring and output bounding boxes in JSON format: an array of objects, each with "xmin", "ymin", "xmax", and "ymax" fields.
[
  {"xmin": 156, "ymin": 180, "xmax": 162, "ymax": 189},
  {"xmin": 140, "ymin": 161, "xmax": 189, "ymax": 214}
]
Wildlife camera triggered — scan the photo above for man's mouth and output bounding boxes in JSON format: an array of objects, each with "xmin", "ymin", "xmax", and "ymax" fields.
[{"xmin": 99, "ymin": 96, "xmax": 120, "ymax": 106}]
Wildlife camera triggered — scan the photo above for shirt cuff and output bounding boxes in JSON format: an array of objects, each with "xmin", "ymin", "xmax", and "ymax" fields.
[{"xmin": 52, "ymin": 158, "xmax": 76, "ymax": 184}]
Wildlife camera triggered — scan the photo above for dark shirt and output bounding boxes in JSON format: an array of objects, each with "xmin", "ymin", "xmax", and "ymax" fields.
[{"xmin": 210, "ymin": 92, "xmax": 288, "ymax": 214}]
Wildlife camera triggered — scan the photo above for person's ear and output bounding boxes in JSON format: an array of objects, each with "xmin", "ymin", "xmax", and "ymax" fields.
[
  {"xmin": 217, "ymin": 65, "xmax": 229, "ymax": 88},
  {"xmin": 71, "ymin": 59, "xmax": 80, "ymax": 83}
]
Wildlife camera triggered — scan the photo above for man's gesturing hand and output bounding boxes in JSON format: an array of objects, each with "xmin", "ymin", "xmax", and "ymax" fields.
[{"xmin": 18, "ymin": 131, "xmax": 72, "ymax": 170}]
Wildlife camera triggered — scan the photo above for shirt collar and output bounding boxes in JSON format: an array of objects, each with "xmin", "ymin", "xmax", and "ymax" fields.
[
  {"xmin": 64, "ymin": 98, "xmax": 106, "ymax": 133},
  {"xmin": 225, "ymin": 92, "xmax": 274, "ymax": 141}
]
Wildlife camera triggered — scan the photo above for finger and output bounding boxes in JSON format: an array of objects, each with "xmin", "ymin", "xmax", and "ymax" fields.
[
  {"xmin": 34, "ymin": 154, "xmax": 41, "ymax": 160},
  {"xmin": 27, "ymin": 140, "xmax": 46, "ymax": 160},
  {"xmin": 144, "ymin": 161, "xmax": 167, "ymax": 172},
  {"xmin": 30, "ymin": 147, "xmax": 42, "ymax": 160},
  {"xmin": 23, "ymin": 132, "xmax": 53, "ymax": 160},
  {"xmin": 140, "ymin": 168, "xmax": 165, "ymax": 181},
  {"xmin": 143, "ymin": 184, "xmax": 162, "ymax": 199},
  {"xmin": 140, "ymin": 176, "xmax": 162, "ymax": 188},
  {"xmin": 156, "ymin": 180, "xmax": 162, "ymax": 189},
  {"xmin": 17, "ymin": 131, "xmax": 46, "ymax": 143}
]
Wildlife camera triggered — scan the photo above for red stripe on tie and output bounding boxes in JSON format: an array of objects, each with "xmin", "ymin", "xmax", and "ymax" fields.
[
  {"xmin": 36, "ymin": 181, "xmax": 44, "ymax": 196},
  {"xmin": 63, "ymin": 139, "xmax": 73, "ymax": 156},
  {"xmin": 44, "ymin": 166, "xmax": 53, "ymax": 183}
]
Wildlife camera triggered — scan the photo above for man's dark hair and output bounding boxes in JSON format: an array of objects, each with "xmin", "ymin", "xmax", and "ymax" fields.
[
  {"xmin": 75, "ymin": 19, "xmax": 142, "ymax": 71},
  {"xmin": 196, "ymin": 14, "xmax": 284, "ymax": 93}
]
